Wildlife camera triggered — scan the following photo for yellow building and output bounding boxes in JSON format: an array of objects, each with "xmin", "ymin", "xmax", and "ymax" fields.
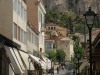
[{"xmin": 45, "ymin": 23, "xmax": 74, "ymax": 61}]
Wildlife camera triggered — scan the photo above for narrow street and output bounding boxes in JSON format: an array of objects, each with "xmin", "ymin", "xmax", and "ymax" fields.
[
  {"xmin": 54, "ymin": 69, "xmax": 67, "ymax": 75},
  {"xmin": 45, "ymin": 69, "xmax": 73, "ymax": 75}
]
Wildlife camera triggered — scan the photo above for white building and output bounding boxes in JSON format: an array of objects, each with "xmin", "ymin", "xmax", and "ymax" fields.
[
  {"xmin": 60, "ymin": 37, "xmax": 74, "ymax": 61},
  {"xmin": 38, "ymin": 0, "xmax": 46, "ymax": 53},
  {"xmin": 0, "ymin": 0, "xmax": 32, "ymax": 75}
]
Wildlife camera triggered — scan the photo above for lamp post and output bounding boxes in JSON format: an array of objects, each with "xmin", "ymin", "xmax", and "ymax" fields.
[
  {"xmin": 28, "ymin": 56, "xmax": 31, "ymax": 70},
  {"xmin": 51, "ymin": 59, "xmax": 53, "ymax": 75},
  {"xmin": 74, "ymin": 58, "xmax": 78, "ymax": 75},
  {"xmin": 39, "ymin": 59, "xmax": 42, "ymax": 75},
  {"xmin": 46, "ymin": 58, "xmax": 48, "ymax": 75},
  {"xmin": 76, "ymin": 50, "xmax": 81, "ymax": 75},
  {"xmin": 83, "ymin": 7, "xmax": 97, "ymax": 75},
  {"xmin": 28, "ymin": 56, "xmax": 31, "ymax": 75}
]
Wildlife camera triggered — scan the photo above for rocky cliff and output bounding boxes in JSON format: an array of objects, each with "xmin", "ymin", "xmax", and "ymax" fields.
[
  {"xmin": 43, "ymin": 0, "xmax": 100, "ymax": 14},
  {"xmin": 43, "ymin": 0, "xmax": 68, "ymax": 12}
]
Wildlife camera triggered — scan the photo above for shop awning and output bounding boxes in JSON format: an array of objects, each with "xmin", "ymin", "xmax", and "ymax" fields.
[
  {"xmin": 29, "ymin": 54, "xmax": 47, "ymax": 69},
  {"xmin": 5, "ymin": 46, "xmax": 24, "ymax": 74},
  {"xmin": 79, "ymin": 59, "xmax": 88, "ymax": 73},
  {"xmin": 41, "ymin": 56, "xmax": 51, "ymax": 69},
  {"xmin": 19, "ymin": 51, "xmax": 35, "ymax": 70}
]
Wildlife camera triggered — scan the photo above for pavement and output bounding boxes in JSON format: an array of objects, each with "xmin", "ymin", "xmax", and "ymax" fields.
[
  {"xmin": 44, "ymin": 62, "xmax": 74, "ymax": 75},
  {"xmin": 44, "ymin": 69, "xmax": 72, "ymax": 75}
]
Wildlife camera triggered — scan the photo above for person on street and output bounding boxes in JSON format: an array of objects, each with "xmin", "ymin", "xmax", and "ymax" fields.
[
  {"xmin": 57, "ymin": 66, "xmax": 59, "ymax": 74},
  {"xmin": 51, "ymin": 67, "xmax": 54, "ymax": 75}
]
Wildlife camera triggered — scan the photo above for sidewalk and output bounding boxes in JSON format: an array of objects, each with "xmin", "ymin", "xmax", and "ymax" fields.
[{"xmin": 44, "ymin": 69, "xmax": 67, "ymax": 75}]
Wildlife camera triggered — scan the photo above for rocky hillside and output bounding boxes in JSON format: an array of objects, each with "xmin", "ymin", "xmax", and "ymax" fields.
[
  {"xmin": 43, "ymin": 0, "xmax": 100, "ymax": 34},
  {"xmin": 43, "ymin": 0, "xmax": 100, "ymax": 14},
  {"xmin": 43, "ymin": 0, "xmax": 68, "ymax": 12},
  {"xmin": 76, "ymin": 0, "xmax": 100, "ymax": 14}
]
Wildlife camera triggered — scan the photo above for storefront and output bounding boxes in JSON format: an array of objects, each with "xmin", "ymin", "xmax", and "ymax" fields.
[
  {"xmin": 29, "ymin": 54, "xmax": 47, "ymax": 75},
  {"xmin": 92, "ymin": 32, "xmax": 100, "ymax": 75},
  {"xmin": 0, "ymin": 34, "xmax": 35, "ymax": 75}
]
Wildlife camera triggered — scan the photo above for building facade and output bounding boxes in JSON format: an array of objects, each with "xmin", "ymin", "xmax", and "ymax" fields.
[
  {"xmin": 0, "ymin": 0, "xmax": 49, "ymax": 75},
  {"xmin": 0, "ymin": 0, "xmax": 28, "ymax": 75},
  {"xmin": 45, "ymin": 23, "xmax": 74, "ymax": 61}
]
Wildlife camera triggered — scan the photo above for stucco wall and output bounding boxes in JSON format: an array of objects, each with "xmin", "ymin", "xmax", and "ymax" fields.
[
  {"xmin": 26, "ymin": 0, "xmax": 38, "ymax": 31},
  {"xmin": 0, "ymin": 0, "xmax": 13, "ymax": 40}
]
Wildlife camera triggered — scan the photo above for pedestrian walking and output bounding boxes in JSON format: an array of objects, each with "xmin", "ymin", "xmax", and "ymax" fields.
[
  {"xmin": 57, "ymin": 66, "xmax": 59, "ymax": 74},
  {"xmin": 51, "ymin": 67, "xmax": 54, "ymax": 75},
  {"xmin": 62, "ymin": 65, "xmax": 65, "ymax": 70}
]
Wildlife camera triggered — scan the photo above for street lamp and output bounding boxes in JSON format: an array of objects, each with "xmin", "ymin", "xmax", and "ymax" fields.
[
  {"xmin": 46, "ymin": 58, "xmax": 48, "ymax": 75},
  {"xmin": 83, "ymin": 7, "xmax": 97, "ymax": 75},
  {"xmin": 28, "ymin": 56, "xmax": 31, "ymax": 70},
  {"xmin": 28, "ymin": 56, "xmax": 31, "ymax": 75},
  {"xmin": 76, "ymin": 50, "xmax": 81, "ymax": 75},
  {"xmin": 50, "ymin": 59, "xmax": 53, "ymax": 75},
  {"xmin": 39, "ymin": 59, "xmax": 42, "ymax": 75}
]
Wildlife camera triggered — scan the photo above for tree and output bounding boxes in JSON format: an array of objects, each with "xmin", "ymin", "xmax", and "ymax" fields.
[
  {"xmin": 74, "ymin": 45, "xmax": 84, "ymax": 59},
  {"xmin": 72, "ymin": 35, "xmax": 80, "ymax": 44},
  {"xmin": 45, "ymin": 50, "xmax": 56, "ymax": 61},
  {"xmin": 56, "ymin": 49, "xmax": 66, "ymax": 63},
  {"xmin": 71, "ymin": 44, "xmax": 84, "ymax": 70}
]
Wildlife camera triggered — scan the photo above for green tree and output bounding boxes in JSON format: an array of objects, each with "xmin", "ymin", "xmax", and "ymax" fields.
[
  {"xmin": 71, "ymin": 45, "xmax": 84, "ymax": 69},
  {"xmin": 56, "ymin": 49, "xmax": 66, "ymax": 63},
  {"xmin": 72, "ymin": 35, "xmax": 80, "ymax": 45},
  {"xmin": 45, "ymin": 50, "xmax": 56, "ymax": 61},
  {"xmin": 74, "ymin": 45, "xmax": 84, "ymax": 59},
  {"xmin": 45, "ymin": 8, "xmax": 87, "ymax": 34}
]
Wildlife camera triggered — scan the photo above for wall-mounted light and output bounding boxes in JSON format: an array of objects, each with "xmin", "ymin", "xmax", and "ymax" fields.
[{"xmin": 28, "ymin": 56, "xmax": 31, "ymax": 70}]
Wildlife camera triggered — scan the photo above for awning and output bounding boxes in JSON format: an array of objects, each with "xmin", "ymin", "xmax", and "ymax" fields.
[
  {"xmin": 19, "ymin": 51, "xmax": 35, "ymax": 70},
  {"xmin": 79, "ymin": 59, "xmax": 88, "ymax": 73},
  {"xmin": 41, "ymin": 56, "xmax": 51, "ymax": 69},
  {"xmin": 29, "ymin": 54, "xmax": 47, "ymax": 69},
  {"xmin": 5, "ymin": 46, "xmax": 24, "ymax": 74}
]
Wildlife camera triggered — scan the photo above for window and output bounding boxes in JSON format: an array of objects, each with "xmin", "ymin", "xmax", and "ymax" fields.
[
  {"xmin": 24, "ymin": 9, "xmax": 27, "ymax": 21},
  {"xmin": 22, "ymin": 30, "xmax": 24, "ymax": 43},
  {"xmin": 24, "ymin": 31, "xmax": 26, "ymax": 44},
  {"xmin": 47, "ymin": 42, "xmax": 52, "ymax": 50},
  {"xmin": 42, "ymin": 15, "xmax": 45, "ymax": 25},
  {"xmin": 51, "ymin": 27, "xmax": 53, "ymax": 30},
  {"xmin": 27, "ymin": 28, "xmax": 39, "ymax": 46},
  {"xmin": 16, "ymin": 0, "xmax": 18, "ymax": 13},
  {"xmin": 39, "ymin": 11, "xmax": 41, "ymax": 23},
  {"xmin": 27, "ymin": 29, "xmax": 30, "ymax": 41},
  {"xmin": 14, "ymin": 23, "xmax": 17, "ymax": 39},
  {"xmin": 22, "ymin": 7, "xmax": 24, "ymax": 20},
  {"xmin": 54, "ymin": 27, "xmax": 56, "ymax": 30},
  {"xmin": 21, "ymin": 5, "xmax": 23, "ymax": 18},
  {"xmin": 35, "ymin": 36, "xmax": 39, "ymax": 46},
  {"xmin": 20, "ymin": 29, "xmax": 23, "ymax": 42},
  {"xmin": 13, "ymin": 0, "xmax": 27, "ymax": 21},
  {"xmin": 29, "ymin": 31, "xmax": 31, "ymax": 42},
  {"xmin": 48, "ymin": 27, "xmax": 50, "ymax": 30},
  {"xmin": 41, "ymin": 14, "xmax": 42, "ymax": 25},
  {"xmin": 32, "ymin": 33, "xmax": 35, "ymax": 44},
  {"xmin": 13, "ymin": 22, "xmax": 26, "ymax": 44},
  {"xmin": 19, "ymin": 2, "xmax": 21, "ymax": 16},
  {"xmin": 27, "ymin": 29, "xmax": 31, "ymax": 42},
  {"xmin": 13, "ymin": 0, "xmax": 16, "ymax": 10},
  {"xmin": 18, "ymin": 26, "xmax": 20, "ymax": 41}
]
